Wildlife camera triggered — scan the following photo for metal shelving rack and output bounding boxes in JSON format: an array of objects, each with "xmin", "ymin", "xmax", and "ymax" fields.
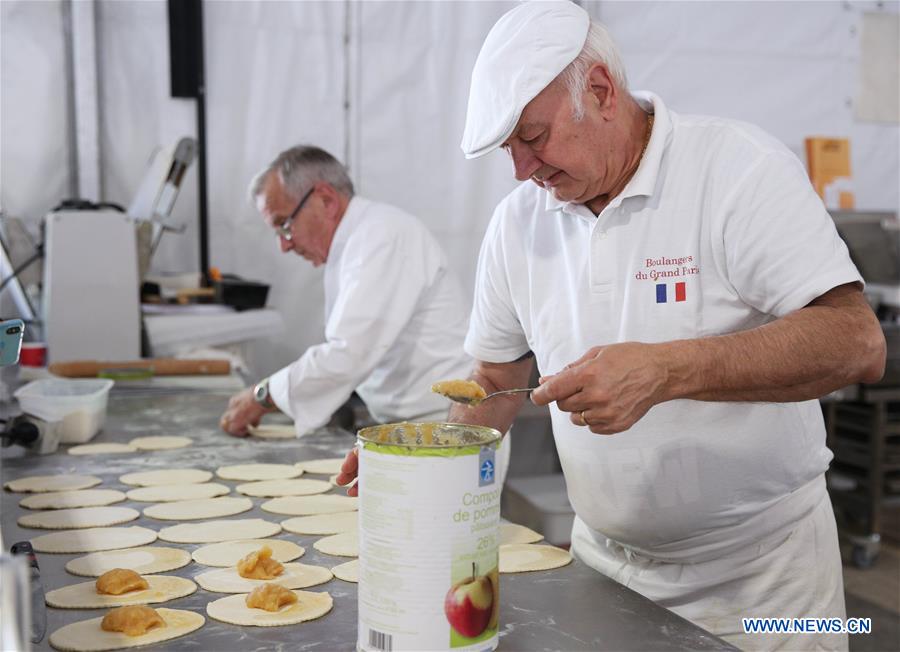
[{"xmin": 825, "ymin": 386, "xmax": 900, "ymax": 566}]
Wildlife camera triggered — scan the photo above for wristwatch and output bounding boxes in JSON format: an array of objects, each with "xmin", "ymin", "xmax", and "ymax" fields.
[{"xmin": 253, "ymin": 378, "xmax": 276, "ymax": 410}]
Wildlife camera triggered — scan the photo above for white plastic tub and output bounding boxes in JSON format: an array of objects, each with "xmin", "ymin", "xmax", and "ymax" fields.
[{"xmin": 14, "ymin": 378, "xmax": 114, "ymax": 443}]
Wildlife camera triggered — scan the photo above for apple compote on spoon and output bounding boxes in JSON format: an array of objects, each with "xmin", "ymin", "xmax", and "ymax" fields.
[
  {"xmin": 431, "ymin": 379, "xmax": 536, "ymax": 407},
  {"xmin": 431, "ymin": 379, "xmax": 487, "ymax": 405}
]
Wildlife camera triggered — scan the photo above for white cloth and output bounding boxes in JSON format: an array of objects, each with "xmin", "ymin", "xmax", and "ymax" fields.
[
  {"xmin": 572, "ymin": 476, "xmax": 847, "ymax": 651},
  {"xmin": 269, "ymin": 196, "xmax": 473, "ymax": 435},
  {"xmin": 464, "ymin": 92, "xmax": 859, "ymax": 642}
]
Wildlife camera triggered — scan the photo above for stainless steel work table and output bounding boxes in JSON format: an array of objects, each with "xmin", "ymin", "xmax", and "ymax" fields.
[{"xmin": 1, "ymin": 386, "xmax": 733, "ymax": 651}]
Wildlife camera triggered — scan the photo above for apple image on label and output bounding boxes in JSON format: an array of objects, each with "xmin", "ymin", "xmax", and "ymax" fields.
[{"xmin": 444, "ymin": 563, "xmax": 494, "ymax": 638}]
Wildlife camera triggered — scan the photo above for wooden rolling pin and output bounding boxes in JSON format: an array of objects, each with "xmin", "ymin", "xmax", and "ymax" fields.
[{"xmin": 48, "ymin": 358, "xmax": 231, "ymax": 378}]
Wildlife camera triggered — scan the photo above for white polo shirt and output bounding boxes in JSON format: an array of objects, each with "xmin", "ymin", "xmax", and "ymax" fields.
[
  {"xmin": 269, "ymin": 196, "xmax": 473, "ymax": 435},
  {"xmin": 465, "ymin": 92, "xmax": 862, "ymax": 562}
]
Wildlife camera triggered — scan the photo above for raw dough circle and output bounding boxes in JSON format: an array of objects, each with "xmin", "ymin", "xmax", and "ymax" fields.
[
  {"xmin": 195, "ymin": 563, "xmax": 333, "ymax": 593},
  {"xmin": 328, "ymin": 474, "xmax": 340, "ymax": 486},
  {"xmin": 313, "ymin": 531, "xmax": 358, "ymax": 557},
  {"xmin": 46, "ymin": 575, "xmax": 197, "ymax": 608},
  {"xmin": 192, "ymin": 539, "xmax": 305, "ymax": 567},
  {"xmin": 261, "ymin": 495, "xmax": 358, "ymax": 516},
  {"xmin": 206, "ymin": 590, "xmax": 333, "ymax": 627},
  {"xmin": 128, "ymin": 435, "xmax": 192, "ymax": 450},
  {"xmin": 18, "ymin": 506, "xmax": 139, "ymax": 530},
  {"xmin": 236, "ymin": 478, "xmax": 331, "ymax": 498},
  {"xmin": 295, "ymin": 458, "xmax": 344, "ymax": 475},
  {"xmin": 126, "ymin": 483, "xmax": 230, "ymax": 502},
  {"xmin": 331, "ymin": 559, "xmax": 358, "ymax": 583},
  {"xmin": 66, "ymin": 547, "xmax": 191, "ymax": 577},
  {"xmin": 119, "ymin": 469, "xmax": 212, "ymax": 486},
  {"xmin": 5, "ymin": 474, "xmax": 101, "ymax": 493},
  {"xmin": 499, "ymin": 543, "xmax": 573, "ymax": 573},
  {"xmin": 48, "ymin": 608, "xmax": 204, "ymax": 652},
  {"xmin": 20, "ymin": 489, "xmax": 126, "ymax": 510},
  {"xmin": 247, "ymin": 424, "xmax": 295, "ymax": 439},
  {"xmin": 31, "ymin": 526, "xmax": 157, "ymax": 553},
  {"xmin": 281, "ymin": 512, "xmax": 358, "ymax": 535},
  {"xmin": 143, "ymin": 497, "xmax": 252, "ymax": 521},
  {"xmin": 68, "ymin": 443, "xmax": 136, "ymax": 456},
  {"xmin": 158, "ymin": 519, "xmax": 281, "ymax": 544},
  {"xmin": 216, "ymin": 463, "xmax": 301, "ymax": 481},
  {"xmin": 500, "ymin": 523, "xmax": 544, "ymax": 545}
]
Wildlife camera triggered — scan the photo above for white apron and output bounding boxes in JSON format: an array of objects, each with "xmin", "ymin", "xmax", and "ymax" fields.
[{"xmin": 571, "ymin": 475, "xmax": 847, "ymax": 651}]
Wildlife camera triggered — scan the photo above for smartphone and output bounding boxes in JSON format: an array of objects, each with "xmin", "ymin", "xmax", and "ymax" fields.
[{"xmin": 0, "ymin": 319, "xmax": 25, "ymax": 366}]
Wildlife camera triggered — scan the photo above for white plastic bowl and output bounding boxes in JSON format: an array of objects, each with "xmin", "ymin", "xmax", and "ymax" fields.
[{"xmin": 14, "ymin": 378, "xmax": 114, "ymax": 443}]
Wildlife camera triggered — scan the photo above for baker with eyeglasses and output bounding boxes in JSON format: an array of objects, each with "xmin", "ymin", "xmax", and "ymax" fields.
[{"xmin": 218, "ymin": 145, "xmax": 478, "ymax": 442}]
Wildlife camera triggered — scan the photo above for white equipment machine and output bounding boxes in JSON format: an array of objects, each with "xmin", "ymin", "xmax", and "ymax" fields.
[
  {"xmin": 41, "ymin": 137, "xmax": 197, "ymax": 363},
  {"xmin": 42, "ymin": 210, "xmax": 141, "ymax": 363}
]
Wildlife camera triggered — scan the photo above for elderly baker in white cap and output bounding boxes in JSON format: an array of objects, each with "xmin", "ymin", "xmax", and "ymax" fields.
[{"xmin": 452, "ymin": 1, "xmax": 884, "ymax": 650}]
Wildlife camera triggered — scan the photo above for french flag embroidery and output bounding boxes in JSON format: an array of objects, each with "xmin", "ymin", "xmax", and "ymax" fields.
[{"xmin": 656, "ymin": 282, "xmax": 686, "ymax": 303}]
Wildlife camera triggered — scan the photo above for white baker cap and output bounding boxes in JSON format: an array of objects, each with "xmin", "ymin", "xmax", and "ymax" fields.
[{"xmin": 461, "ymin": 1, "xmax": 590, "ymax": 159}]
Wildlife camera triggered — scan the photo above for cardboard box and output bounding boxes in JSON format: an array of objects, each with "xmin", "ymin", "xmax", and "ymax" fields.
[{"xmin": 805, "ymin": 137, "xmax": 855, "ymax": 209}]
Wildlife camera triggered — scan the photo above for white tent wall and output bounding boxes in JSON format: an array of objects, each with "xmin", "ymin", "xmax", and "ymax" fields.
[
  {"xmin": 97, "ymin": 0, "xmax": 199, "ymax": 277},
  {"xmin": 0, "ymin": 0, "xmax": 71, "ymax": 221},
  {"xmin": 597, "ymin": 0, "xmax": 899, "ymax": 212},
  {"xmin": 0, "ymin": 0, "xmax": 71, "ymax": 323},
  {"xmin": 202, "ymin": 0, "xmax": 350, "ymax": 373},
  {"xmin": 1, "ymin": 0, "xmax": 898, "ymax": 379},
  {"xmin": 348, "ymin": 1, "xmax": 520, "ymax": 294}
]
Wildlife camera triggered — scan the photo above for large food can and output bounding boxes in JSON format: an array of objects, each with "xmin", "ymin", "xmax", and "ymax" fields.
[{"xmin": 357, "ymin": 422, "xmax": 502, "ymax": 652}]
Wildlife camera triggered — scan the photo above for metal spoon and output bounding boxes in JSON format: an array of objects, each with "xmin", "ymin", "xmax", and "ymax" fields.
[{"xmin": 443, "ymin": 387, "xmax": 537, "ymax": 407}]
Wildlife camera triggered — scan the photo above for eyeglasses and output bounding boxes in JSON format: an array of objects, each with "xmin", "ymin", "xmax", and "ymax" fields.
[{"xmin": 274, "ymin": 186, "xmax": 315, "ymax": 241}]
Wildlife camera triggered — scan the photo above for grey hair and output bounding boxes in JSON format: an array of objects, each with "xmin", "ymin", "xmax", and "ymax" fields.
[
  {"xmin": 557, "ymin": 19, "xmax": 628, "ymax": 121},
  {"xmin": 248, "ymin": 145, "xmax": 355, "ymax": 204}
]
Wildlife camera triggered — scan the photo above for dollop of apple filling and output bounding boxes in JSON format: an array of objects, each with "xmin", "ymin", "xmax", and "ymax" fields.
[
  {"xmin": 431, "ymin": 379, "xmax": 487, "ymax": 405},
  {"xmin": 95, "ymin": 569, "xmax": 149, "ymax": 595},
  {"xmin": 245, "ymin": 583, "xmax": 297, "ymax": 611},
  {"xmin": 100, "ymin": 605, "xmax": 165, "ymax": 637},
  {"xmin": 236, "ymin": 545, "xmax": 284, "ymax": 579}
]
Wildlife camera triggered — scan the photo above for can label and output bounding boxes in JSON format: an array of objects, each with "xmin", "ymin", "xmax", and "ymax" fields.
[{"xmin": 358, "ymin": 426, "xmax": 500, "ymax": 652}]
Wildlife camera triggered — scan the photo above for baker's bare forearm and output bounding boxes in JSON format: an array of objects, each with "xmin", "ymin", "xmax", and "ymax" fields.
[
  {"xmin": 447, "ymin": 357, "xmax": 534, "ymax": 434},
  {"xmin": 659, "ymin": 284, "xmax": 885, "ymax": 402},
  {"xmin": 685, "ymin": 381, "xmax": 846, "ymax": 403}
]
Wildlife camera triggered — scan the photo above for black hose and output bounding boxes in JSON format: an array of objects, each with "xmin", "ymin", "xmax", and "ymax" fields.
[{"xmin": 0, "ymin": 245, "xmax": 43, "ymax": 293}]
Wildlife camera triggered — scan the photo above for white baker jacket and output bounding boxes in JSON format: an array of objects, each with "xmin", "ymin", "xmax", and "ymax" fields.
[{"xmin": 268, "ymin": 196, "xmax": 473, "ymax": 436}]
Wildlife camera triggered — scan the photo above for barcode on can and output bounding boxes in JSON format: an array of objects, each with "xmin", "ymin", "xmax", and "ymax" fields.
[{"xmin": 368, "ymin": 628, "xmax": 393, "ymax": 651}]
